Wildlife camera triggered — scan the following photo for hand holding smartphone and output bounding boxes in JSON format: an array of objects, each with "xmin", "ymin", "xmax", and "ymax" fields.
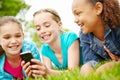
[{"xmin": 20, "ymin": 51, "xmax": 34, "ymax": 65}]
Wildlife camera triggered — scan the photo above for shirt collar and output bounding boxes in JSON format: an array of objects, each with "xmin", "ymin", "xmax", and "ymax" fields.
[{"xmin": 104, "ymin": 27, "xmax": 111, "ymax": 38}]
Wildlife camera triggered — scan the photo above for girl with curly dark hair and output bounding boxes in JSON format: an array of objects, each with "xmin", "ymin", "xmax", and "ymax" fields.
[{"xmin": 72, "ymin": 0, "xmax": 120, "ymax": 76}]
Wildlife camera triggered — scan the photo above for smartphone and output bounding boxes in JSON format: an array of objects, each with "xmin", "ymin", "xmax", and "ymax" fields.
[{"xmin": 20, "ymin": 51, "xmax": 34, "ymax": 65}]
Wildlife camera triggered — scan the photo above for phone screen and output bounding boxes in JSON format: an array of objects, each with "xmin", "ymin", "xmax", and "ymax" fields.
[{"xmin": 20, "ymin": 51, "xmax": 34, "ymax": 64}]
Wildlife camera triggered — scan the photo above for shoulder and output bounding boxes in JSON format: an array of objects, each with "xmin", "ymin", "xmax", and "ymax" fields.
[
  {"xmin": 61, "ymin": 32, "xmax": 79, "ymax": 48},
  {"xmin": 23, "ymin": 40, "xmax": 36, "ymax": 46},
  {"xmin": 114, "ymin": 27, "xmax": 120, "ymax": 37},
  {"xmin": 41, "ymin": 44, "xmax": 49, "ymax": 49},
  {"xmin": 41, "ymin": 44, "xmax": 50, "ymax": 52},
  {"xmin": 79, "ymin": 31, "xmax": 92, "ymax": 42},
  {"xmin": 41, "ymin": 44, "xmax": 52, "ymax": 56},
  {"xmin": 22, "ymin": 40, "xmax": 41, "ymax": 60},
  {"xmin": 0, "ymin": 53, "xmax": 5, "ymax": 66},
  {"xmin": 111, "ymin": 26, "xmax": 120, "ymax": 39},
  {"xmin": 22, "ymin": 40, "xmax": 38, "ymax": 51},
  {"xmin": 61, "ymin": 32, "xmax": 78, "ymax": 40}
]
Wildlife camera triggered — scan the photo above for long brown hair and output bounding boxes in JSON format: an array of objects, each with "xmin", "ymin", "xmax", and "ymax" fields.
[
  {"xmin": 89, "ymin": 0, "xmax": 120, "ymax": 28},
  {"xmin": 0, "ymin": 16, "xmax": 22, "ymax": 56}
]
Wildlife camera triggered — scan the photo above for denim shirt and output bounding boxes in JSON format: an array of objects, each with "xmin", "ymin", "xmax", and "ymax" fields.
[
  {"xmin": 80, "ymin": 27, "xmax": 120, "ymax": 65},
  {"xmin": 0, "ymin": 40, "xmax": 41, "ymax": 80}
]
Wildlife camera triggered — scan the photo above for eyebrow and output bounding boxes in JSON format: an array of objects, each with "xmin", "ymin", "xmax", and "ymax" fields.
[
  {"xmin": 35, "ymin": 21, "xmax": 50, "ymax": 27},
  {"xmin": 73, "ymin": 7, "xmax": 79, "ymax": 12},
  {"xmin": 3, "ymin": 32, "xmax": 22, "ymax": 36}
]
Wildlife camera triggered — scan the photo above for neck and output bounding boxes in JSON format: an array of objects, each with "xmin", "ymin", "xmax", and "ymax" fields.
[
  {"xmin": 49, "ymin": 35, "xmax": 61, "ymax": 54},
  {"xmin": 6, "ymin": 53, "xmax": 21, "ymax": 67},
  {"xmin": 93, "ymin": 21, "xmax": 105, "ymax": 41}
]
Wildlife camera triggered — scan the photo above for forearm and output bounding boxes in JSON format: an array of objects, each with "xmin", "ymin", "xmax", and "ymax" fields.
[{"xmin": 47, "ymin": 68, "xmax": 68, "ymax": 75}]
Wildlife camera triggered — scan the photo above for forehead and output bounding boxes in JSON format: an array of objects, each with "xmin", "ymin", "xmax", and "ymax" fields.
[
  {"xmin": 0, "ymin": 22, "xmax": 22, "ymax": 33},
  {"xmin": 72, "ymin": 0, "xmax": 91, "ymax": 11},
  {"xmin": 33, "ymin": 12, "xmax": 54, "ymax": 25},
  {"xmin": 34, "ymin": 12, "xmax": 53, "ymax": 21}
]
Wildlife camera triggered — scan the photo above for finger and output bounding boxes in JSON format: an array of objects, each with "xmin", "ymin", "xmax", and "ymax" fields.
[
  {"xmin": 21, "ymin": 61, "xmax": 25, "ymax": 66},
  {"xmin": 25, "ymin": 65, "xmax": 32, "ymax": 75},
  {"xmin": 32, "ymin": 69, "xmax": 46, "ymax": 76},
  {"xmin": 28, "ymin": 70, "xmax": 32, "ymax": 77},
  {"xmin": 103, "ymin": 46, "xmax": 111, "ymax": 53},
  {"xmin": 22, "ymin": 61, "xmax": 31, "ymax": 70},
  {"xmin": 32, "ymin": 73, "xmax": 42, "ymax": 78},
  {"xmin": 104, "ymin": 46, "xmax": 119, "ymax": 60},
  {"xmin": 104, "ymin": 46, "xmax": 113, "ymax": 57},
  {"xmin": 31, "ymin": 64, "xmax": 47, "ymax": 77},
  {"xmin": 31, "ymin": 63, "xmax": 47, "ymax": 72},
  {"xmin": 31, "ymin": 59, "xmax": 43, "ymax": 65}
]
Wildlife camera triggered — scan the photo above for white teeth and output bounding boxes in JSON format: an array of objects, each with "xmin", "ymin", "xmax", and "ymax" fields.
[
  {"xmin": 43, "ymin": 35, "xmax": 50, "ymax": 40},
  {"xmin": 79, "ymin": 24, "xmax": 84, "ymax": 27},
  {"xmin": 9, "ymin": 46, "xmax": 18, "ymax": 51},
  {"xmin": 10, "ymin": 46, "xmax": 17, "ymax": 49}
]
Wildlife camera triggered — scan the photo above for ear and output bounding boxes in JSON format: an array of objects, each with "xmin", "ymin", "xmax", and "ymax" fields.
[
  {"xmin": 95, "ymin": 2, "xmax": 103, "ymax": 15},
  {"xmin": 22, "ymin": 32, "xmax": 24, "ymax": 39},
  {"xmin": 58, "ymin": 21, "xmax": 62, "ymax": 30}
]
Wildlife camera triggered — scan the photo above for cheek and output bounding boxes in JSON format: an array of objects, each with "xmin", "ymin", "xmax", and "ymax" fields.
[
  {"xmin": 0, "ymin": 38, "xmax": 5, "ymax": 46},
  {"xmin": 37, "ymin": 31, "xmax": 41, "ymax": 38},
  {"xmin": 0, "ymin": 42, "xmax": 6, "ymax": 50}
]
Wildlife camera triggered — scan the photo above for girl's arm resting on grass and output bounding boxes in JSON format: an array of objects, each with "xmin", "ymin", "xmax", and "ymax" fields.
[
  {"xmin": 68, "ymin": 40, "xmax": 80, "ymax": 69},
  {"xmin": 42, "ymin": 56, "xmax": 67, "ymax": 75},
  {"xmin": 42, "ymin": 40, "xmax": 80, "ymax": 75},
  {"xmin": 42, "ymin": 56, "xmax": 52, "ymax": 69}
]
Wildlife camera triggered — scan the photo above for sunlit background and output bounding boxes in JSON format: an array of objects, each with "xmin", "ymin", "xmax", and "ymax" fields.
[
  {"xmin": 16, "ymin": 0, "xmax": 120, "ymax": 48},
  {"xmin": 24, "ymin": 0, "xmax": 80, "ymax": 34}
]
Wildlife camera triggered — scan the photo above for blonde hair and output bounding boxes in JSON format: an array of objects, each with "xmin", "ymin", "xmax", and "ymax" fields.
[{"xmin": 33, "ymin": 8, "xmax": 61, "ymax": 23}]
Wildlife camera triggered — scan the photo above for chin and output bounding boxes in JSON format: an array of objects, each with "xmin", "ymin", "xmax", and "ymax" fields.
[
  {"xmin": 42, "ymin": 40, "xmax": 51, "ymax": 44},
  {"xmin": 82, "ymin": 28, "xmax": 91, "ymax": 34},
  {"xmin": 82, "ymin": 31, "xmax": 89, "ymax": 34}
]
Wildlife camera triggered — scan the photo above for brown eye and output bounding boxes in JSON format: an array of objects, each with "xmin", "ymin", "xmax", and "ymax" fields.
[
  {"xmin": 76, "ymin": 12, "xmax": 81, "ymax": 16},
  {"xmin": 16, "ymin": 34, "xmax": 22, "ymax": 38},
  {"xmin": 36, "ymin": 26, "xmax": 41, "ymax": 31},
  {"xmin": 45, "ymin": 24, "xmax": 50, "ymax": 28},
  {"xmin": 3, "ymin": 36, "xmax": 10, "ymax": 39}
]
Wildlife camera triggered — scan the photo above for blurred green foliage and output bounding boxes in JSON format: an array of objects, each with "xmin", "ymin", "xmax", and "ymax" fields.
[
  {"xmin": 26, "ymin": 63, "xmax": 120, "ymax": 80},
  {"xmin": 0, "ymin": 0, "xmax": 29, "ymax": 17}
]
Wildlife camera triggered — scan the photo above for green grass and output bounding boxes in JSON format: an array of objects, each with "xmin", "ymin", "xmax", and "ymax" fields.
[{"xmin": 28, "ymin": 64, "xmax": 120, "ymax": 80}]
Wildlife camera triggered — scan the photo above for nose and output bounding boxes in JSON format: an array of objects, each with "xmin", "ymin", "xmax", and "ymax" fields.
[
  {"xmin": 74, "ymin": 16, "xmax": 79, "ymax": 24},
  {"xmin": 37, "ymin": 27, "xmax": 46, "ymax": 35},
  {"xmin": 10, "ymin": 38, "xmax": 17, "ymax": 44}
]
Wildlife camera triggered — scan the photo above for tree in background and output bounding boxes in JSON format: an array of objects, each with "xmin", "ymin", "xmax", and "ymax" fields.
[
  {"xmin": 0, "ymin": 0, "xmax": 29, "ymax": 17},
  {"xmin": 0, "ymin": 0, "xmax": 40, "ymax": 48},
  {"xmin": 0, "ymin": 0, "xmax": 69, "ymax": 49},
  {"xmin": 0, "ymin": 0, "xmax": 30, "ymax": 56}
]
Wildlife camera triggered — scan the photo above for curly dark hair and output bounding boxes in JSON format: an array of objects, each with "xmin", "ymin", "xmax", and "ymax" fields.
[{"xmin": 89, "ymin": 0, "xmax": 120, "ymax": 28}]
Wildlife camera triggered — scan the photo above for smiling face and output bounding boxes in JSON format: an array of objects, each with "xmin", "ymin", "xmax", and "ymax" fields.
[
  {"xmin": 0, "ymin": 22, "xmax": 24, "ymax": 56},
  {"xmin": 72, "ymin": 0, "xmax": 102, "ymax": 34},
  {"xmin": 33, "ymin": 12, "xmax": 62, "ymax": 44}
]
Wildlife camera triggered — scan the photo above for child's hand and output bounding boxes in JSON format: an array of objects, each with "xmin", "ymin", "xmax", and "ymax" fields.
[
  {"xmin": 21, "ymin": 61, "xmax": 32, "ymax": 77},
  {"xmin": 104, "ymin": 46, "xmax": 119, "ymax": 61},
  {"xmin": 30, "ymin": 59, "xmax": 48, "ymax": 78}
]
